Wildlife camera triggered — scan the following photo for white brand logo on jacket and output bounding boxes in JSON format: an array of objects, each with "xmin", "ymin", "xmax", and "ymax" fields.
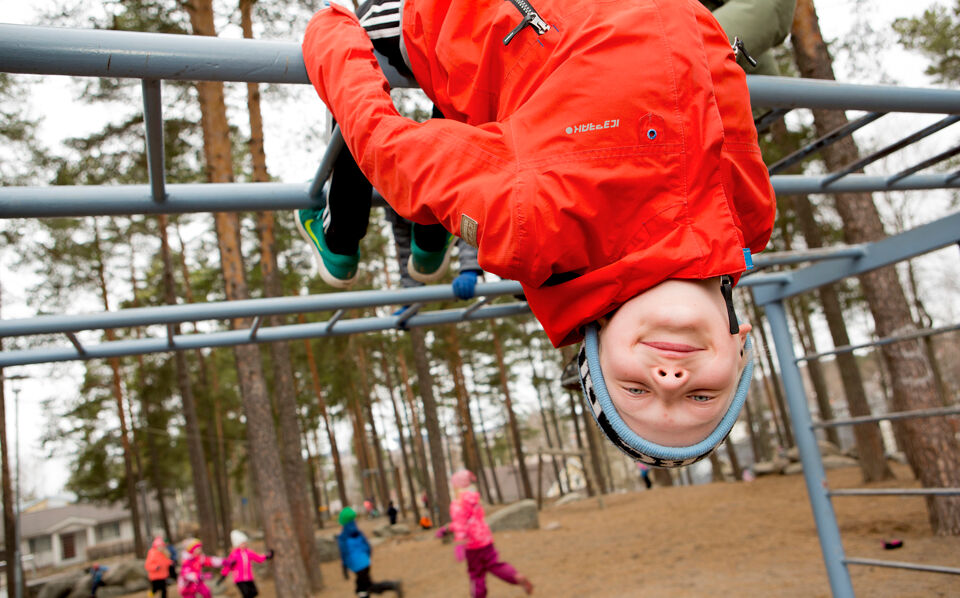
[{"xmin": 565, "ymin": 119, "xmax": 620, "ymax": 135}]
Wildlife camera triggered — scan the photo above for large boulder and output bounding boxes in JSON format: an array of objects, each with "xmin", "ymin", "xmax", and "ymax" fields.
[
  {"xmin": 554, "ymin": 492, "xmax": 585, "ymax": 506},
  {"xmin": 753, "ymin": 459, "xmax": 790, "ymax": 476},
  {"xmin": 316, "ymin": 535, "xmax": 340, "ymax": 563},
  {"xmin": 121, "ymin": 577, "xmax": 150, "ymax": 593},
  {"xmin": 487, "ymin": 500, "xmax": 539, "ymax": 532},
  {"xmin": 785, "ymin": 441, "xmax": 842, "ymax": 462},
  {"xmin": 373, "ymin": 523, "xmax": 411, "ymax": 538},
  {"xmin": 783, "ymin": 462, "xmax": 804, "ymax": 476},
  {"xmin": 66, "ymin": 575, "xmax": 92, "ymax": 598},
  {"xmin": 36, "ymin": 576, "xmax": 80, "ymax": 598},
  {"xmin": 102, "ymin": 560, "xmax": 145, "ymax": 586},
  {"xmin": 822, "ymin": 455, "xmax": 859, "ymax": 470}
]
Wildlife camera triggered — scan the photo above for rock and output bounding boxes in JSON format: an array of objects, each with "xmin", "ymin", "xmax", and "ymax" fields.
[
  {"xmin": 316, "ymin": 535, "xmax": 340, "ymax": 563},
  {"xmin": 544, "ymin": 521, "xmax": 562, "ymax": 531},
  {"xmin": 554, "ymin": 492, "xmax": 585, "ymax": 506},
  {"xmin": 97, "ymin": 588, "xmax": 125, "ymax": 598},
  {"xmin": 822, "ymin": 455, "xmax": 859, "ymax": 470},
  {"xmin": 374, "ymin": 522, "xmax": 412, "ymax": 537},
  {"xmin": 389, "ymin": 523, "xmax": 411, "ymax": 536},
  {"xmin": 783, "ymin": 462, "xmax": 804, "ymax": 476},
  {"xmin": 785, "ymin": 441, "xmax": 842, "ymax": 462},
  {"xmin": 66, "ymin": 576, "xmax": 92, "ymax": 598},
  {"xmin": 487, "ymin": 500, "xmax": 539, "ymax": 532},
  {"xmin": 102, "ymin": 560, "xmax": 145, "ymax": 586},
  {"xmin": 752, "ymin": 460, "xmax": 787, "ymax": 476},
  {"xmin": 36, "ymin": 576, "xmax": 79, "ymax": 598},
  {"xmin": 122, "ymin": 578, "xmax": 149, "ymax": 593}
]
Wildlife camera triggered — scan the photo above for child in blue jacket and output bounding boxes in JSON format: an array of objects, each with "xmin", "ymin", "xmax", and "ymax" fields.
[{"xmin": 337, "ymin": 507, "xmax": 403, "ymax": 597}]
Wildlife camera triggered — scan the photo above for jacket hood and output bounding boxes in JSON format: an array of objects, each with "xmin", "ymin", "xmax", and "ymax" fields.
[{"xmin": 341, "ymin": 520, "xmax": 362, "ymax": 537}]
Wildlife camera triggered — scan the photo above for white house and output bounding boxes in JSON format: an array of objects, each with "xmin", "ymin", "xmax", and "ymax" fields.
[{"xmin": 20, "ymin": 503, "xmax": 135, "ymax": 569}]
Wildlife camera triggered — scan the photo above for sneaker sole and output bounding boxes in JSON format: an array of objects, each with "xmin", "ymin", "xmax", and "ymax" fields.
[
  {"xmin": 294, "ymin": 211, "xmax": 358, "ymax": 290},
  {"xmin": 407, "ymin": 237, "xmax": 457, "ymax": 284}
]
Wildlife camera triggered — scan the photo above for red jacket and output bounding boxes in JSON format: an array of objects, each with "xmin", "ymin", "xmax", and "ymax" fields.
[{"xmin": 302, "ymin": 0, "xmax": 775, "ymax": 346}]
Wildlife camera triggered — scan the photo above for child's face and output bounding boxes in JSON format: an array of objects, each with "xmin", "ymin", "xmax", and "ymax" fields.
[{"xmin": 598, "ymin": 277, "xmax": 751, "ymax": 447}]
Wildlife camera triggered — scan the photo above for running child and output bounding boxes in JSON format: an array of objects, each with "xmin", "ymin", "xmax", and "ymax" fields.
[
  {"xmin": 337, "ymin": 507, "xmax": 404, "ymax": 597},
  {"xmin": 145, "ymin": 536, "xmax": 174, "ymax": 598},
  {"xmin": 219, "ymin": 530, "xmax": 273, "ymax": 598},
  {"xmin": 178, "ymin": 539, "xmax": 224, "ymax": 598}
]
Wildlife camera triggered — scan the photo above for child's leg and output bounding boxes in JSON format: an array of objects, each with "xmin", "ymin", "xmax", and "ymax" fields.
[
  {"xmin": 465, "ymin": 546, "xmax": 489, "ymax": 598},
  {"xmin": 355, "ymin": 567, "xmax": 373, "ymax": 596},
  {"xmin": 236, "ymin": 581, "xmax": 259, "ymax": 598},
  {"xmin": 196, "ymin": 582, "xmax": 212, "ymax": 598},
  {"xmin": 326, "ymin": 135, "xmax": 373, "ymax": 255}
]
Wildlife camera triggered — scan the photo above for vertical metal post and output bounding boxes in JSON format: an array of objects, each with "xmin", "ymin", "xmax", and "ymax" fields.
[
  {"xmin": 12, "ymin": 386, "xmax": 22, "ymax": 598},
  {"xmin": 765, "ymin": 300, "xmax": 854, "ymax": 598},
  {"xmin": 141, "ymin": 79, "xmax": 166, "ymax": 202}
]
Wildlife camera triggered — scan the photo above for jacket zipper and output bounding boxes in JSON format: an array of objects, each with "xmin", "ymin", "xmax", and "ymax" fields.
[{"xmin": 503, "ymin": 0, "xmax": 550, "ymax": 46}]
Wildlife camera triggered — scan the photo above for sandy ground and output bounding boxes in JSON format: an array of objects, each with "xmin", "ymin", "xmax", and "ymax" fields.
[{"xmin": 131, "ymin": 463, "xmax": 960, "ymax": 597}]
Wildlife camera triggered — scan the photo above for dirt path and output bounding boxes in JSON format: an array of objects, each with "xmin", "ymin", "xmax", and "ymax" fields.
[{"xmin": 139, "ymin": 464, "xmax": 960, "ymax": 597}]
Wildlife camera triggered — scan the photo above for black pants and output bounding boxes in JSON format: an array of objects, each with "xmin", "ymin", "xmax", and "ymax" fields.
[
  {"xmin": 236, "ymin": 581, "xmax": 259, "ymax": 598},
  {"xmin": 325, "ymin": 0, "xmax": 449, "ymax": 258},
  {"xmin": 355, "ymin": 567, "xmax": 398, "ymax": 596},
  {"xmin": 150, "ymin": 579, "xmax": 167, "ymax": 598}
]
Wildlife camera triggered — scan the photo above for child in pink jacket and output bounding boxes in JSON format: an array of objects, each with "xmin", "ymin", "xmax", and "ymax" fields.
[
  {"xmin": 178, "ymin": 540, "xmax": 223, "ymax": 598},
  {"xmin": 449, "ymin": 470, "xmax": 533, "ymax": 598},
  {"xmin": 219, "ymin": 530, "xmax": 273, "ymax": 598}
]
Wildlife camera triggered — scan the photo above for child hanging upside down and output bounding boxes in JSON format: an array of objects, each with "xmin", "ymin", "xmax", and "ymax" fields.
[{"xmin": 300, "ymin": 0, "xmax": 776, "ymax": 466}]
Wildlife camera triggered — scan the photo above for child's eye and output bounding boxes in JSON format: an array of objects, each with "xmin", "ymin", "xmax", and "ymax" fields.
[
  {"xmin": 625, "ymin": 387, "xmax": 649, "ymax": 396},
  {"xmin": 690, "ymin": 394, "xmax": 713, "ymax": 402}
]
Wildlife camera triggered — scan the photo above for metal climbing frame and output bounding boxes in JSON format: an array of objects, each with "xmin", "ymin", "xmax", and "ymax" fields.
[{"xmin": 2, "ymin": 22, "xmax": 960, "ymax": 597}]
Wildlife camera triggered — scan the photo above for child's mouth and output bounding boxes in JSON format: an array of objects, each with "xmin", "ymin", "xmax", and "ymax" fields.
[{"xmin": 643, "ymin": 341, "xmax": 700, "ymax": 353}]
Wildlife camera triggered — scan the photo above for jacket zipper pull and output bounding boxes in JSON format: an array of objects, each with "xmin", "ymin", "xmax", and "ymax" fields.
[
  {"xmin": 503, "ymin": 0, "xmax": 550, "ymax": 46},
  {"xmin": 732, "ymin": 36, "xmax": 758, "ymax": 67}
]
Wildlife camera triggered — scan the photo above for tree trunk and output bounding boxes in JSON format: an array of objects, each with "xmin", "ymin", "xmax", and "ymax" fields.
[
  {"xmin": 445, "ymin": 329, "xmax": 487, "ymax": 499},
  {"xmin": 773, "ymin": 119, "xmax": 893, "ymax": 482},
  {"xmin": 185, "ymin": 0, "xmax": 314, "ymax": 586},
  {"xmin": 793, "ymin": 0, "xmax": 960, "ymax": 533},
  {"xmin": 354, "ymin": 344, "xmax": 392, "ymax": 513},
  {"xmin": 159, "ymin": 214, "xmax": 219, "ymax": 549},
  {"xmin": 491, "ymin": 326, "xmax": 533, "ymax": 499},
  {"xmin": 398, "ymin": 346, "xmax": 435, "ymax": 510},
  {"xmin": 91, "ymin": 221, "xmax": 145, "ymax": 558},
  {"xmin": 381, "ymin": 355, "xmax": 414, "ymax": 519},
  {"xmin": 301, "ymin": 329, "xmax": 349, "ymax": 508},
  {"xmin": 243, "ymin": 10, "xmax": 323, "ymax": 575},
  {"xmin": 0, "ymin": 285, "xmax": 20, "ymax": 595},
  {"xmin": 408, "ymin": 328, "xmax": 451, "ymax": 524},
  {"xmin": 787, "ymin": 296, "xmax": 841, "ymax": 447},
  {"xmin": 747, "ymin": 293, "xmax": 790, "ymax": 448}
]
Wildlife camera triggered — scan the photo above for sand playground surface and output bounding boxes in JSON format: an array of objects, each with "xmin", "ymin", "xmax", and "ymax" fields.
[{"xmin": 137, "ymin": 463, "xmax": 960, "ymax": 597}]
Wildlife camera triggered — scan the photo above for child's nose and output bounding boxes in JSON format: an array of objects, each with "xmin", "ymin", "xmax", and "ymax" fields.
[{"xmin": 654, "ymin": 366, "xmax": 687, "ymax": 388}]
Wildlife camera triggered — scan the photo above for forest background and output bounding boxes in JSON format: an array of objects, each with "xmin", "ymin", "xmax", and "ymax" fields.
[{"xmin": 1, "ymin": 0, "xmax": 959, "ymax": 589}]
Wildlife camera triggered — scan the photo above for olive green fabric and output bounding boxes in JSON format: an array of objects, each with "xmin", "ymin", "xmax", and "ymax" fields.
[{"xmin": 701, "ymin": 0, "xmax": 796, "ymax": 76}]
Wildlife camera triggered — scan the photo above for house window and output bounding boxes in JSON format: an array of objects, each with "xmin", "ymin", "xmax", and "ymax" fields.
[
  {"xmin": 96, "ymin": 521, "xmax": 121, "ymax": 542},
  {"xmin": 60, "ymin": 533, "xmax": 76, "ymax": 560},
  {"xmin": 28, "ymin": 535, "xmax": 52, "ymax": 554}
]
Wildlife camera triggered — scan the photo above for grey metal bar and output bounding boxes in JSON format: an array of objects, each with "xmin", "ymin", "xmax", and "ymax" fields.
[
  {"xmin": 395, "ymin": 303, "xmax": 422, "ymax": 326},
  {"xmin": 0, "ymin": 302, "xmax": 532, "ymax": 368},
  {"xmin": 948, "ymin": 169, "xmax": 960, "ymax": 183},
  {"xmin": 821, "ymin": 115, "xmax": 960, "ymax": 186},
  {"xmin": 309, "ymin": 126, "xmax": 344, "ymax": 199},
  {"xmin": 887, "ymin": 143, "xmax": 960, "ymax": 185},
  {"xmin": 752, "ymin": 210, "xmax": 960, "ymax": 304},
  {"xmin": 812, "ymin": 406, "xmax": 960, "ymax": 429},
  {"xmin": 141, "ymin": 79, "xmax": 166, "ymax": 202},
  {"xmin": 461, "ymin": 296, "xmax": 490, "ymax": 318},
  {"xmin": 325, "ymin": 309, "xmax": 345, "ymax": 333},
  {"xmin": 248, "ymin": 316, "xmax": 262, "ymax": 340},
  {"xmin": 5, "ymin": 29, "xmax": 960, "ymax": 114},
  {"xmin": 747, "ymin": 76, "xmax": 960, "ymax": 114},
  {"xmin": 754, "ymin": 107, "xmax": 790, "ymax": 134},
  {"xmin": 765, "ymin": 300, "xmax": 855, "ymax": 598},
  {"xmin": 844, "ymin": 558, "xmax": 960, "ymax": 576},
  {"xmin": 0, "ymin": 24, "xmax": 417, "ymax": 88},
  {"xmin": 0, "ymin": 281, "xmax": 524, "ymax": 338},
  {"xmin": 830, "ymin": 488, "xmax": 960, "ymax": 497},
  {"xmin": 751, "ymin": 246, "xmax": 866, "ymax": 270},
  {"xmin": 65, "ymin": 332, "xmax": 86, "ymax": 356},
  {"xmin": 4, "ymin": 173, "xmax": 960, "ymax": 219},
  {"xmin": 767, "ymin": 112, "xmax": 885, "ymax": 175},
  {"xmin": 798, "ymin": 322, "xmax": 960, "ymax": 362}
]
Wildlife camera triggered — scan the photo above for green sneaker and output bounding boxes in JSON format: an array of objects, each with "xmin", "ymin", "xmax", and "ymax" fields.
[
  {"xmin": 408, "ymin": 230, "xmax": 456, "ymax": 283},
  {"xmin": 295, "ymin": 208, "xmax": 359, "ymax": 289}
]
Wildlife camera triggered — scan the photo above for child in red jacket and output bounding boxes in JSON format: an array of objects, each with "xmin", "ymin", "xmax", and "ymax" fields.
[{"xmin": 300, "ymin": 0, "xmax": 775, "ymax": 467}]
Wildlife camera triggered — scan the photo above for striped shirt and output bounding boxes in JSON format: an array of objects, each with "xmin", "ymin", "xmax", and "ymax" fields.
[{"xmin": 358, "ymin": 0, "xmax": 401, "ymax": 40}]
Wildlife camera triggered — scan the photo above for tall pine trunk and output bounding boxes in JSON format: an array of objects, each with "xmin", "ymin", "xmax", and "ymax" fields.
[
  {"xmin": 184, "ymin": 1, "xmax": 314, "ymax": 587},
  {"xmin": 792, "ymin": 0, "xmax": 960, "ymax": 533},
  {"xmin": 91, "ymin": 220, "xmax": 145, "ymax": 557},
  {"xmin": 159, "ymin": 214, "xmax": 219, "ymax": 549},
  {"xmin": 409, "ymin": 328, "xmax": 451, "ymax": 524},
  {"xmin": 398, "ymin": 347, "xmax": 435, "ymax": 510},
  {"xmin": 491, "ymin": 326, "xmax": 532, "ymax": 499}
]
